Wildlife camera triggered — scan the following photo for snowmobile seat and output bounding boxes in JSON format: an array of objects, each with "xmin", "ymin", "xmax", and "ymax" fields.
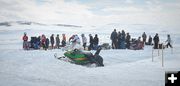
[{"xmin": 82, "ymin": 51, "xmax": 93, "ymax": 57}]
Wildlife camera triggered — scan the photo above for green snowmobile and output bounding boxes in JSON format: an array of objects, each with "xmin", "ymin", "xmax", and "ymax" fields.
[{"xmin": 55, "ymin": 47, "xmax": 104, "ymax": 67}]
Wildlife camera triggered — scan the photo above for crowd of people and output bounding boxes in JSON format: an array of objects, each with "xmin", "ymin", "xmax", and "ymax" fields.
[
  {"xmin": 22, "ymin": 33, "xmax": 67, "ymax": 50},
  {"xmin": 22, "ymin": 29, "xmax": 173, "ymax": 50},
  {"xmin": 110, "ymin": 29, "xmax": 173, "ymax": 50},
  {"xmin": 110, "ymin": 29, "xmax": 172, "ymax": 50},
  {"xmin": 22, "ymin": 33, "xmax": 99, "ymax": 50},
  {"xmin": 110, "ymin": 29, "xmax": 144, "ymax": 50}
]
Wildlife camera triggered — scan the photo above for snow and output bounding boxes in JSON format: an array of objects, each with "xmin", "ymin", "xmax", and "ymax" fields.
[{"xmin": 0, "ymin": 24, "xmax": 180, "ymax": 86}]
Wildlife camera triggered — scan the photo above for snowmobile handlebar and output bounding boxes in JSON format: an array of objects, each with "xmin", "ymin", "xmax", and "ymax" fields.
[{"xmin": 95, "ymin": 46, "xmax": 102, "ymax": 55}]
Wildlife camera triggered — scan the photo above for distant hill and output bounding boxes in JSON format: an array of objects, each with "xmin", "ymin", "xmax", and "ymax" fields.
[
  {"xmin": 54, "ymin": 24, "xmax": 82, "ymax": 28},
  {"xmin": 0, "ymin": 21, "xmax": 82, "ymax": 28},
  {"xmin": 0, "ymin": 22, "xmax": 11, "ymax": 26}
]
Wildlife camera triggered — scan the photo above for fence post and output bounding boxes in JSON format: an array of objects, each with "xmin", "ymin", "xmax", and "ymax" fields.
[
  {"xmin": 162, "ymin": 44, "xmax": 164, "ymax": 67},
  {"xmin": 152, "ymin": 47, "xmax": 154, "ymax": 62},
  {"xmin": 158, "ymin": 47, "xmax": 159, "ymax": 56}
]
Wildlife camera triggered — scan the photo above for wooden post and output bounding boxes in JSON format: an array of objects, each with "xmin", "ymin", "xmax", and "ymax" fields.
[
  {"xmin": 158, "ymin": 48, "xmax": 159, "ymax": 56},
  {"xmin": 162, "ymin": 45, "xmax": 164, "ymax": 67},
  {"xmin": 152, "ymin": 47, "xmax": 154, "ymax": 62},
  {"xmin": 158, "ymin": 44, "xmax": 160, "ymax": 56}
]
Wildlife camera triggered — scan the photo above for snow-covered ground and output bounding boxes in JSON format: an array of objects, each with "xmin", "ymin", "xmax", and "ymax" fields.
[{"xmin": 0, "ymin": 24, "xmax": 180, "ymax": 86}]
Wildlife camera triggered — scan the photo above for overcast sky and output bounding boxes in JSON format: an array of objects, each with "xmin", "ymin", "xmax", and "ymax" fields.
[{"xmin": 0, "ymin": 0, "xmax": 180, "ymax": 26}]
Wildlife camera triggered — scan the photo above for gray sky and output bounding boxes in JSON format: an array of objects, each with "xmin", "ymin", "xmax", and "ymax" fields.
[{"xmin": 0, "ymin": 0, "xmax": 180, "ymax": 27}]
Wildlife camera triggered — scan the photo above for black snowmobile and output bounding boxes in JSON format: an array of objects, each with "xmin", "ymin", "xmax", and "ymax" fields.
[{"xmin": 55, "ymin": 47, "xmax": 104, "ymax": 67}]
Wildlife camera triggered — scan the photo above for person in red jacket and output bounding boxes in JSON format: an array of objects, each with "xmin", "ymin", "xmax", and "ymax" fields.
[{"xmin": 22, "ymin": 32, "xmax": 29, "ymax": 50}]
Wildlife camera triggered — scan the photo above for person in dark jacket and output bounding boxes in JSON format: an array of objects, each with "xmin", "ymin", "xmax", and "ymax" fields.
[
  {"xmin": 45, "ymin": 38, "xmax": 49, "ymax": 50},
  {"xmin": 117, "ymin": 31, "xmax": 121, "ymax": 49},
  {"xmin": 110, "ymin": 29, "xmax": 118, "ymax": 49},
  {"xmin": 126, "ymin": 33, "xmax": 131, "ymax": 49},
  {"xmin": 120, "ymin": 30, "xmax": 126, "ymax": 49},
  {"xmin": 37, "ymin": 36, "xmax": 41, "ymax": 48},
  {"xmin": 88, "ymin": 34, "xmax": 94, "ymax": 50},
  {"xmin": 142, "ymin": 32, "xmax": 147, "ymax": 43},
  {"xmin": 32, "ymin": 37, "xmax": 39, "ymax": 49},
  {"xmin": 61, "ymin": 34, "xmax": 66, "ymax": 47},
  {"xmin": 93, "ymin": 34, "xmax": 99, "ymax": 50},
  {"xmin": 153, "ymin": 33, "xmax": 159, "ymax": 49},
  {"xmin": 56, "ymin": 34, "xmax": 60, "ymax": 49},
  {"xmin": 146, "ymin": 35, "xmax": 152, "ymax": 45},
  {"xmin": 50, "ymin": 34, "xmax": 55, "ymax": 49}
]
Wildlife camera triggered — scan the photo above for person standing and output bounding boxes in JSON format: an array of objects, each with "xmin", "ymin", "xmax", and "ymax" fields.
[
  {"xmin": 142, "ymin": 32, "xmax": 147, "ymax": 44},
  {"xmin": 81, "ymin": 34, "xmax": 87, "ymax": 50},
  {"xmin": 50, "ymin": 34, "xmax": 55, "ymax": 49},
  {"xmin": 110, "ymin": 29, "xmax": 118, "ymax": 49},
  {"xmin": 56, "ymin": 34, "xmax": 60, "ymax": 49},
  {"xmin": 61, "ymin": 34, "xmax": 66, "ymax": 47},
  {"xmin": 166, "ymin": 34, "xmax": 173, "ymax": 48},
  {"xmin": 117, "ymin": 31, "xmax": 121, "ymax": 49},
  {"xmin": 120, "ymin": 30, "xmax": 126, "ymax": 49},
  {"xmin": 22, "ymin": 32, "xmax": 29, "ymax": 50},
  {"xmin": 93, "ymin": 34, "xmax": 99, "ymax": 50},
  {"xmin": 45, "ymin": 38, "xmax": 49, "ymax": 50},
  {"xmin": 153, "ymin": 33, "xmax": 159, "ymax": 49},
  {"xmin": 126, "ymin": 33, "xmax": 131, "ymax": 49},
  {"xmin": 88, "ymin": 34, "xmax": 94, "ymax": 50},
  {"xmin": 41, "ymin": 34, "xmax": 46, "ymax": 50}
]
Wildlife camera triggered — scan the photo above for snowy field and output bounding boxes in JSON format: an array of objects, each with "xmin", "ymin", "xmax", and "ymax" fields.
[{"xmin": 0, "ymin": 24, "xmax": 180, "ymax": 86}]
